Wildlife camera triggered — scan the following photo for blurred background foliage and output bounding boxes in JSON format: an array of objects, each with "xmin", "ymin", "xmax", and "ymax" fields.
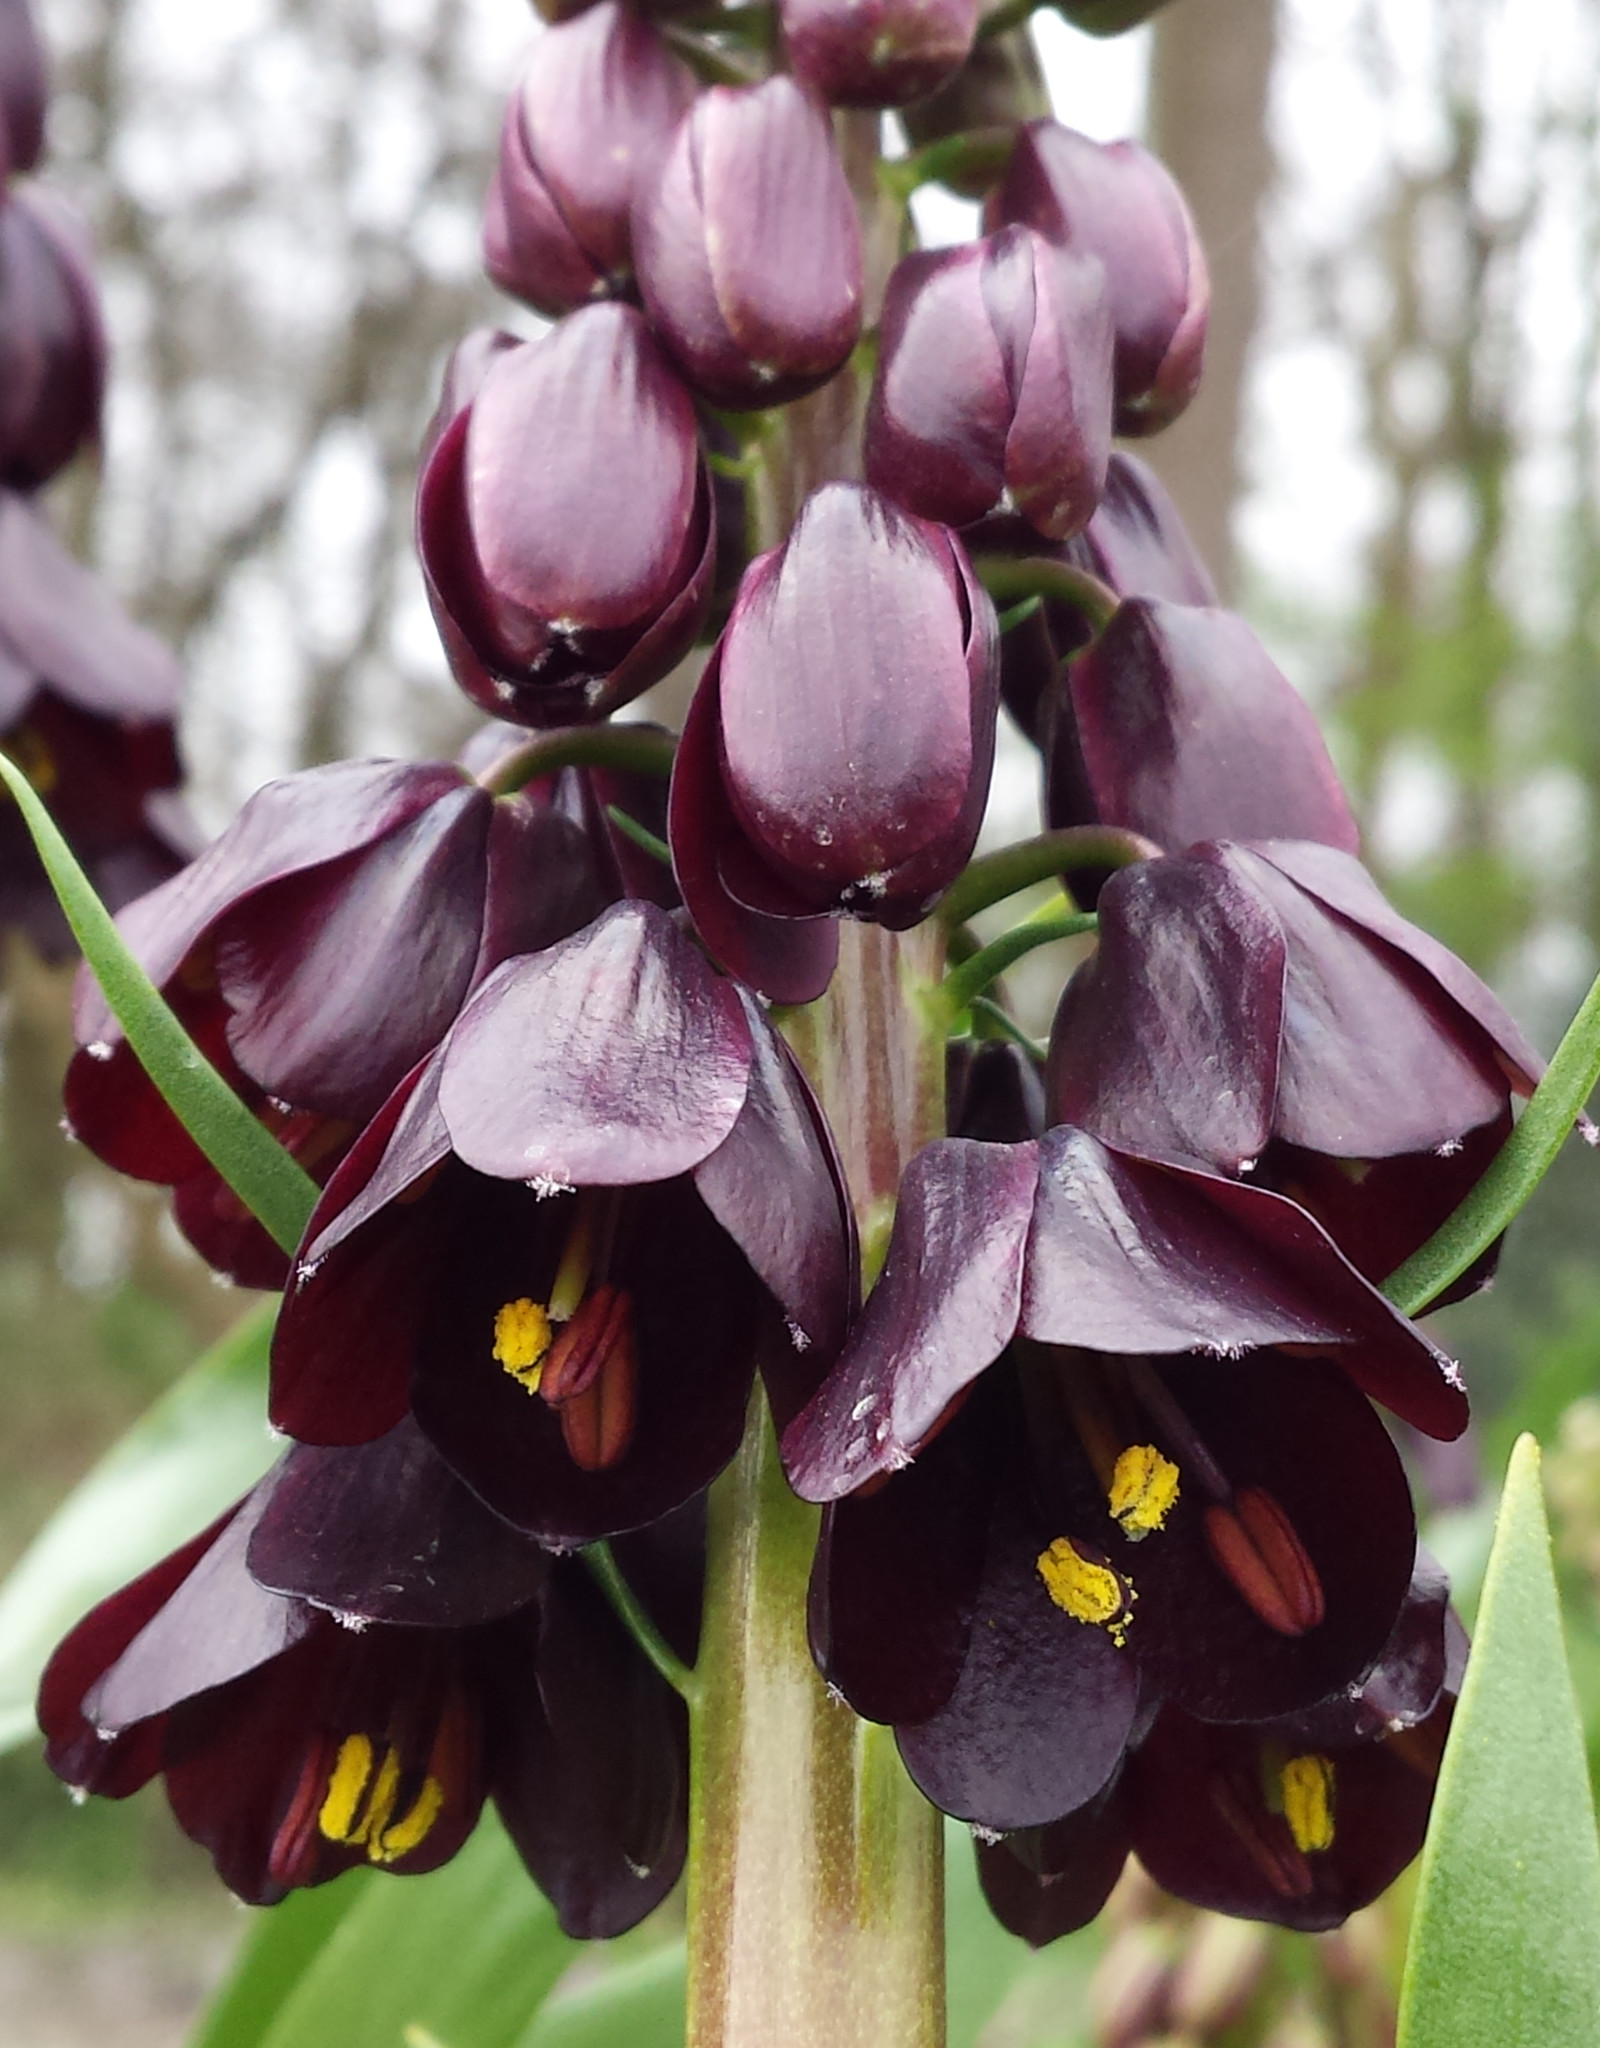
[{"xmin": 2, "ymin": 0, "xmax": 1599, "ymax": 2041}]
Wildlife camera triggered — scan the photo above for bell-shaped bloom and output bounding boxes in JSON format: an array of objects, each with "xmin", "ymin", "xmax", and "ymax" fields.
[
  {"xmin": 780, "ymin": 0, "xmax": 978, "ymax": 109},
  {"xmin": 785, "ymin": 1123, "xmax": 1466, "ymax": 1831},
  {"xmin": 0, "ymin": 186, "xmax": 105, "ymax": 489},
  {"xmin": 669, "ymin": 483, "xmax": 1000, "ymax": 1005},
  {"xmin": 270, "ymin": 901, "xmax": 854, "ymax": 1547},
  {"xmin": 483, "ymin": 4, "xmax": 696, "ymax": 317},
  {"xmin": 64, "ymin": 755, "xmax": 611, "ymax": 1287},
  {"xmin": 988, "ymin": 452, "xmax": 1216, "ymax": 740},
  {"xmin": 418, "ymin": 306, "xmax": 715, "ymax": 726},
  {"xmin": 0, "ymin": 490, "xmax": 189, "ymax": 956},
  {"xmin": 0, "ymin": 0, "xmax": 46, "ymax": 181},
  {"xmin": 988, "ymin": 121, "xmax": 1207, "ymax": 437},
  {"xmin": 40, "ymin": 1429, "xmax": 696, "ymax": 1934},
  {"xmin": 865, "ymin": 226, "xmax": 1114, "ymax": 540},
  {"xmin": 1045, "ymin": 599, "xmax": 1361, "ymax": 856},
  {"xmin": 1046, "ymin": 838, "xmax": 1544, "ymax": 1294},
  {"xmin": 632, "ymin": 77, "xmax": 863, "ymax": 411},
  {"xmin": 977, "ymin": 1552, "xmax": 1463, "ymax": 1942}
]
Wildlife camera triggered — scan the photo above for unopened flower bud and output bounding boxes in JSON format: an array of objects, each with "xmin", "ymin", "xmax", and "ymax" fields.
[
  {"xmin": 1052, "ymin": 0, "xmax": 1174, "ymax": 32},
  {"xmin": 781, "ymin": 0, "xmax": 978, "ymax": 110},
  {"xmin": 633, "ymin": 76, "xmax": 863, "ymax": 410},
  {"xmin": 417, "ymin": 304, "xmax": 714, "ymax": 725},
  {"xmin": 0, "ymin": 0, "xmax": 46, "ymax": 180},
  {"xmin": 0, "ymin": 188, "xmax": 105, "ymax": 489},
  {"xmin": 484, "ymin": 3, "xmax": 696, "ymax": 317},
  {"xmin": 1167, "ymin": 1911, "xmax": 1271, "ymax": 2035},
  {"xmin": 989, "ymin": 121, "xmax": 1207, "ymax": 436},
  {"xmin": 866, "ymin": 225, "xmax": 1113, "ymax": 539},
  {"xmin": 670, "ymin": 482, "xmax": 999, "ymax": 1002}
]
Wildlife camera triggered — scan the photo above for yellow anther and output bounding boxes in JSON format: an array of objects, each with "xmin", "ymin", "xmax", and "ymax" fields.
[
  {"xmin": 357, "ymin": 1743, "xmax": 403, "ymax": 1847},
  {"xmin": 1037, "ymin": 1537, "xmax": 1133, "ymax": 1647},
  {"xmin": 1108, "ymin": 1443, "xmax": 1180, "ymax": 1540},
  {"xmin": 493, "ymin": 1297, "xmax": 553, "ymax": 1390},
  {"xmin": 317, "ymin": 1733, "xmax": 375, "ymax": 1844},
  {"xmin": 372, "ymin": 1774, "xmax": 446, "ymax": 1864},
  {"xmin": 1280, "ymin": 1753, "xmax": 1336, "ymax": 1854}
]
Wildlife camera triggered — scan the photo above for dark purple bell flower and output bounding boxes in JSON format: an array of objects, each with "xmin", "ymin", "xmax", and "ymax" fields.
[
  {"xmin": 0, "ymin": 0, "xmax": 46, "ymax": 181},
  {"xmin": 632, "ymin": 76, "xmax": 863, "ymax": 411},
  {"xmin": 669, "ymin": 482, "xmax": 1000, "ymax": 1004},
  {"xmin": 0, "ymin": 186, "xmax": 105, "ymax": 489},
  {"xmin": 1047, "ymin": 839, "xmax": 1544, "ymax": 1295},
  {"xmin": 1045, "ymin": 601, "xmax": 1360, "ymax": 857},
  {"xmin": 780, "ymin": 0, "xmax": 978, "ymax": 109},
  {"xmin": 988, "ymin": 121, "xmax": 1207, "ymax": 437},
  {"xmin": 988, "ymin": 450, "xmax": 1216, "ymax": 740},
  {"xmin": 483, "ymin": 4, "xmax": 696, "ymax": 317},
  {"xmin": 0, "ymin": 490, "xmax": 190, "ymax": 958},
  {"xmin": 270, "ymin": 900, "xmax": 853, "ymax": 1547},
  {"xmin": 64, "ymin": 755, "xmax": 609, "ymax": 1287},
  {"xmin": 865, "ymin": 226, "xmax": 1114, "ymax": 540},
  {"xmin": 40, "ymin": 1444, "xmax": 695, "ymax": 1934},
  {"xmin": 417, "ymin": 306, "xmax": 715, "ymax": 726}
]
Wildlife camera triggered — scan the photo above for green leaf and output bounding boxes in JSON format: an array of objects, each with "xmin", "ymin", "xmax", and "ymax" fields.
[
  {"xmin": 237, "ymin": 1815, "xmax": 575, "ymax": 2048},
  {"xmin": 517, "ymin": 1944, "xmax": 685, "ymax": 2048},
  {"xmin": 1398, "ymin": 1434, "xmax": 1600, "ymax": 2047},
  {"xmin": 0, "ymin": 747, "xmax": 319, "ymax": 1253},
  {"xmin": 0, "ymin": 1299, "xmax": 279, "ymax": 1753},
  {"xmin": 190, "ymin": 1869, "xmax": 372, "ymax": 2048}
]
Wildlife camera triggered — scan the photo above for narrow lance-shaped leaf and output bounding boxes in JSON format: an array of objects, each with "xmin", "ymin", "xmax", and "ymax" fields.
[
  {"xmin": 0, "ymin": 748, "xmax": 319, "ymax": 1251},
  {"xmin": 1397, "ymin": 1435, "xmax": 1600, "ymax": 2048}
]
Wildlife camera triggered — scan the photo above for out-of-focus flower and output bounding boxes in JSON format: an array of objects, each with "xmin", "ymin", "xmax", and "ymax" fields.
[
  {"xmin": 0, "ymin": 489, "xmax": 189, "ymax": 955},
  {"xmin": 483, "ymin": 3, "xmax": 695, "ymax": 317},
  {"xmin": 900, "ymin": 35, "xmax": 1051, "ymax": 196},
  {"xmin": 41, "ymin": 1424, "xmax": 697, "ymax": 1933},
  {"xmin": 780, "ymin": 0, "xmax": 978, "ymax": 109},
  {"xmin": 786, "ymin": 1124, "xmax": 1464, "ymax": 1831},
  {"xmin": 669, "ymin": 482, "xmax": 999, "ymax": 1004},
  {"xmin": 418, "ymin": 306, "xmax": 715, "ymax": 726},
  {"xmin": 270, "ymin": 900, "xmax": 854, "ymax": 1546},
  {"xmin": 0, "ymin": 186, "xmax": 105, "ymax": 489},
  {"xmin": 1044, "ymin": 601, "xmax": 1361, "ymax": 856},
  {"xmin": 632, "ymin": 77, "xmax": 863, "ymax": 410},
  {"xmin": 865, "ymin": 226, "xmax": 1114, "ymax": 539},
  {"xmin": 0, "ymin": 0, "xmax": 46, "ymax": 181},
  {"xmin": 64, "ymin": 756, "xmax": 609, "ymax": 1286},
  {"xmin": 1046, "ymin": 838, "xmax": 1543, "ymax": 1293},
  {"xmin": 1049, "ymin": 0, "xmax": 1174, "ymax": 32},
  {"xmin": 989, "ymin": 121, "xmax": 1207, "ymax": 437}
]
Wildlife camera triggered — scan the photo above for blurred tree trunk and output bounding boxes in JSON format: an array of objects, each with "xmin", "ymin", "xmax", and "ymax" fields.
[{"xmin": 1144, "ymin": 0, "xmax": 1279, "ymax": 599}]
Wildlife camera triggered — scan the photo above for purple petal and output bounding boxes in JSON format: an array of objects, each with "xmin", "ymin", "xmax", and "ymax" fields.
[
  {"xmin": 974, "ymin": 1790, "xmax": 1131, "ymax": 1947},
  {"xmin": 439, "ymin": 900, "xmax": 754, "ymax": 1186},
  {"xmin": 1002, "ymin": 235, "xmax": 1114, "ymax": 541}
]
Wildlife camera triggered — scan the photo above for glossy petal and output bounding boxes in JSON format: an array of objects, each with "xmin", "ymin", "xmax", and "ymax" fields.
[
  {"xmin": 974, "ymin": 1788, "xmax": 1131, "ymax": 1947},
  {"xmin": 634, "ymin": 76, "xmax": 863, "ymax": 409},
  {"xmin": 1061, "ymin": 602, "xmax": 1360, "ymax": 854},
  {"xmin": 1047, "ymin": 856, "xmax": 1286, "ymax": 1173},
  {"xmin": 438, "ymin": 900, "xmax": 754, "ymax": 1187},
  {"xmin": 0, "ymin": 188, "xmax": 105, "ymax": 488},
  {"xmin": 896, "ymin": 1497, "xmax": 1140, "ymax": 1831},
  {"xmin": 1268, "ymin": 1546, "xmax": 1454, "ymax": 1747},
  {"xmin": 1075, "ymin": 452, "xmax": 1215, "ymax": 606},
  {"xmin": 247, "ymin": 1418, "xmax": 550, "ymax": 1629},
  {"xmin": 1128, "ymin": 1702, "xmax": 1445, "ymax": 1931},
  {"xmin": 947, "ymin": 1039, "xmax": 1048, "ymax": 1146},
  {"xmin": 781, "ymin": 0, "xmax": 977, "ymax": 108},
  {"xmin": 0, "ymin": 0, "xmax": 46, "ymax": 180},
  {"xmin": 990, "ymin": 122, "xmax": 1207, "ymax": 435},
  {"xmin": 783, "ymin": 1137, "xmax": 1038, "ymax": 1500}
]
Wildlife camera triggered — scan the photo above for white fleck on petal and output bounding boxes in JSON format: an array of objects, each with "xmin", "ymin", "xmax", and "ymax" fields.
[
  {"xmin": 1434, "ymin": 1137, "xmax": 1463, "ymax": 1158},
  {"xmin": 786, "ymin": 1317, "xmax": 811, "ymax": 1352},
  {"xmin": 84, "ymin": 1040, "xmax": 113, "ymax": 1062},
  {"xmin": 970, "ymin": 1824, "xmax": 1003, "ymax": 1846},
  {"xmin": 333, "ymin": 1612, "xmax": 372, "ymax": 1633},
  {"xmin": 850, "ymin": 1396, "xmax": 874, "ymax": 1423},
  {"xmin": 524, "ymin": 1172, "xmax": 575, "ymax": 1199}
]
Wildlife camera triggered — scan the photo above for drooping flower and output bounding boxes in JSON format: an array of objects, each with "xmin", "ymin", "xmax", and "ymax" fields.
[
  {"xmin": 779, "ymin": 0, "xmax": 979, "ymax": 110},
  {"xmin": 669, "ymin": 482, "xmax": 1000, "ymax": 1004},
  {"xmin": 0, "ymin": 488, "xmax": 190, "ymax": 956},
  {"xmin": 0, "ymin": 185, "xmax": 104, "ymax": 488},
  {"xmin": 270, "ymin": 900, "xmax": 853, "ymax": 1546},
  {"xmin": 865, "ymin": 226, "xmax": 1114, "ymax": 539},
  {"xmin": 786, "ymin": 1125, "xmax": 1464, "ymax": 1833},
  {"xmin": 632, "ymin": 76, "xmax": 863, "ymax": 410},
  {"xmin": 417, "ymin": 306, "xmax": 715, "ymax": 726},
  {"xmin": 0, "ymin": 0, "xmax": 46, "ymax": 181},
  {"xmin": 64, "ymin": 754, "xmax": 611, "ymax": 1286},
  {"xmin": 988, "ymin": 120, "xmax": 1207, "ymax": 436},
  {"xmin": 483, "ymin": 3, "xmax": 696, "ymax": 317},
  {"xmin": 1046, "ymin": 838, "xmax": 1544, "ymax": 1293},
  {"xmin": 41, "ymin": 1422, "xmax": 697, "ymax": 1934}
]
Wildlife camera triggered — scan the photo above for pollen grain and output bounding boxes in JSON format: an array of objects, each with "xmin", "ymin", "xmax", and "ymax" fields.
[{"xmin": 1108, "ymin": 1442, "xmax": 1180, "ymax": 1539}]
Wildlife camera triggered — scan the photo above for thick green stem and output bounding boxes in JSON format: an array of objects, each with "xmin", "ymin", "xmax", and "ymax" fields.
[
  {"xmin": 970, "ymin": 554, "xmax": 1122, "ymax": 635},
  {"xmin": 685, "ymin": 924, "xmax": 949, "ymax": 2048},
  {"xmin": 478, "ymin": 722, "xmax": 676, "ymax": 795},
  {"xmin": 938, "ymin": 825, "xmax": 1160, "ymax": 928},
  {"xmin": 939, "ymin": 905, "xmax": 1099, "ymax": 1022}
]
